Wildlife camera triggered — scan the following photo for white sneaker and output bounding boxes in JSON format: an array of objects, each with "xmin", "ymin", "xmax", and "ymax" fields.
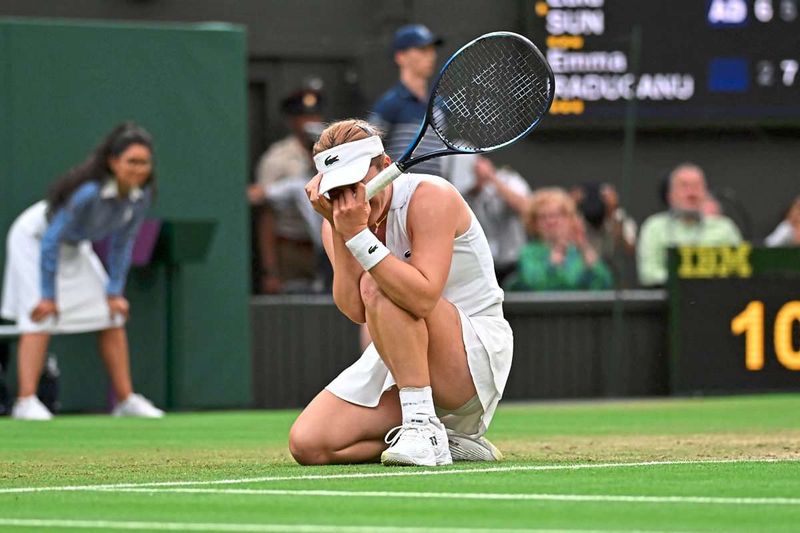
[
  {"xmin": 11, "ymin": 395, "xmax": 54, "ymax": 421},
  {"xmin": 447, "ymin": 430, "xmax": 503, "ymax": 461},
  {"xmin": 381, "ymin": 416, "xmax": 453, "ymax": 467},
  {"xmin": 112, "ymin": 393, "xmax": 165, "ymax": 418}
]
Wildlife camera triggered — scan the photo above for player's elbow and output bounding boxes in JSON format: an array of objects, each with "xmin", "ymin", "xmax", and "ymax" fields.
[
  {"xmin": 407, "ymin": 296, "xmax": 437, "ymax": 319},
  {"xmin": 387, "ymin": 292, "xmax": 437, "ymax": 320},
  {"xmin": 404, "ymin": 281, "xmax": 440, "ymax": 318}
]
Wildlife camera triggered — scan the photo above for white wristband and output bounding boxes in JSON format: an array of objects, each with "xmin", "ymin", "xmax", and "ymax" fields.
[{"xmin": 345, "ymin": 228, "xmax": 390, "ymax": 271}]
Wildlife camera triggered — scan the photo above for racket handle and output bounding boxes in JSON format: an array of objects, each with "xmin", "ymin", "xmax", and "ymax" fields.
[{"xmin": 366, "ymin": 162, "xmax": 403, "ymax": 200}]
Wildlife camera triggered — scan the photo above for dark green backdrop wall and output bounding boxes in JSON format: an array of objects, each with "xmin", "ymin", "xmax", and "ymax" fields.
[{"xmin": 0, "ymin": 18, "xmax": 251, "ymax": 410}]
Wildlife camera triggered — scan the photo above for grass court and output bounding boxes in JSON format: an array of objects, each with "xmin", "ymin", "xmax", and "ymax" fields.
[{"xmin": 2, "ymin": 394, "xmax": 799, "ymax": 532}]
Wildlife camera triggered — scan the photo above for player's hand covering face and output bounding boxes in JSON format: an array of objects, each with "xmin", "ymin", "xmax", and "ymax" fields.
[
  {"xmin": 305, "ymin": 173, "xmax": 335, "ymax": 225},
  {"xmin": 329, "ymin": 181, "xmax": 371, "ymax": 240}
]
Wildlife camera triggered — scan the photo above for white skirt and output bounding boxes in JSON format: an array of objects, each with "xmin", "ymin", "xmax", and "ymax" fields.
[
  {"xmin": 1, "ymin": 201, "xmax": 124, "ymax": 334},
  {"xmin": 326, "ymin": 305, "xmax": 513, "ymax": 437}
]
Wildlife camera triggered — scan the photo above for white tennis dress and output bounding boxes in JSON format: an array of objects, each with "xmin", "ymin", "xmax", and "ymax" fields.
[
  {"xmin": 326, "ymin": 173, "xmax": 514, "ymax": 437},
  {"xmin": 1, "ymin": 201, "xmax": 123, "ymax": 333}
]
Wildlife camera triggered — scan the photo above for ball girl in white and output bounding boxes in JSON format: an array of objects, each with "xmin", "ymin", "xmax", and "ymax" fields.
[{"xmin": 2, "ymin": 122, "xmax": 164, "ymax": 420}]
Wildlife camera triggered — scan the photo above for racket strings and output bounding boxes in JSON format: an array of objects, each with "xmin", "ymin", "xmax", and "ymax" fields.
[
  {"xmin": 463, "ymin": 46, "xmax": 549, "ymax": 143},
  {"xmin": 431, "ymin": 35, "xmax": 553, "ymax": 151}
]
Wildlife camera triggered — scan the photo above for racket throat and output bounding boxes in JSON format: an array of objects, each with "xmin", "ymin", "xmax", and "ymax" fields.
[{"xmin": 366, "ymin": 162, "xmax": 403, "ymax": 200}]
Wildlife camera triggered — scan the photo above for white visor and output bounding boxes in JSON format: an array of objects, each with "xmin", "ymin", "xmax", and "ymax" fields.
[{"xmin": 314, "ymin": 136, "xmax": 385, "ymax": 196}]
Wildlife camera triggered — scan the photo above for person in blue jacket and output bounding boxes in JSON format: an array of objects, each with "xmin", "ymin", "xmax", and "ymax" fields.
[{"xmin": 1, "ymin": 122, "xmax": 164, "ymax": 420}]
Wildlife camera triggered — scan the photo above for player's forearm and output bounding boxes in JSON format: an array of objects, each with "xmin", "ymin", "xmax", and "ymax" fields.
[
  {"xmin": 331, "ymin": 232, "xmax": 366, "ymax": 322},
  {"xmin": 369, "ymin": 256, "xmax": 440, "ymax": 319}
]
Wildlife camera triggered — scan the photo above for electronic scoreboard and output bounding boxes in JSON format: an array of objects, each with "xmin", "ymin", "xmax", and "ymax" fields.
[
  {"xmin": 527, "ymin": 0, "xmax": 800, "ymax": 127},
  {"xmin": 669, "ymin": 246, "xmax": 800, "ymax": 394}
]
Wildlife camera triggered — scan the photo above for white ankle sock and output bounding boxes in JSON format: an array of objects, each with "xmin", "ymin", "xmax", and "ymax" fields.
[{"xmin": 399, "ymin": 386, "xmax": 436, "ymax": 424}]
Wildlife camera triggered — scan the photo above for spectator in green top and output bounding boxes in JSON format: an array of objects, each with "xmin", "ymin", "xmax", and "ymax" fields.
[
  {"xmin": 637, "ymin": 162, "xmax": 742, "ymax": 287},
  {"xmin": 506, "ymin": 187, "xmax": 613, "ymax": 292}
]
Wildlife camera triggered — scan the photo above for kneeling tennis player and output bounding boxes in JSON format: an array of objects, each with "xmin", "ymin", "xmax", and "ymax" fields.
[{"xmin": 290, "ymin": 119, "xmax": 513, "ymax": 467}]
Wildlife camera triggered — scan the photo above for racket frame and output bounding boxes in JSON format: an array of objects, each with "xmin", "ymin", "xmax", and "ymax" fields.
[{"xmin": 366, "ymin": 31, "xmax": 554, "ymax": 199}]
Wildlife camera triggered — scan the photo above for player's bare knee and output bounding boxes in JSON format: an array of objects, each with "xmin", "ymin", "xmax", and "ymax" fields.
[
  {"xmin": 359, "ymin": 273, "xmax": 385, "ymax": 310},
  {"xmin": 288, "ymin": 424, "xmax": 332, "ymax": 466}
]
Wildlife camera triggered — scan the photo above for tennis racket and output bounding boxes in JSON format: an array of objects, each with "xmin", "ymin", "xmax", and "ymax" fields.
[{"xmin": 366, "ymin": 31, "xmax": 555, "ymax": 199}]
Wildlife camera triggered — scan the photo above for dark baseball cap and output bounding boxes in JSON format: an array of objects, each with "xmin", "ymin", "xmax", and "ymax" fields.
[
  {"xmin": 281, "ymin": 89, "xmax": 323, "ymax": 116},
  {"xmin": 392, "ymin": 24, "xmax": 443, "ymax": 52}
]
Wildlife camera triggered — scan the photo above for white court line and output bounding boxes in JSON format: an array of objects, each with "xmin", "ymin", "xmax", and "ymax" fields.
[
  {"xmin": 0, "ymin": 457, "xmax": 796, "ymax": 495},
  {"xmin": 0, "ymin": 518, "xmax": 689, "ymax": 533},
  {"xmin": 82, "ymin": 486, "xmax": 800, "ymax": 506}
]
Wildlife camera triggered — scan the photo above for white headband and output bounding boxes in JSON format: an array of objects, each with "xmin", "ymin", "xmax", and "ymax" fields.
[{"xmin": 314, "ymin": 136, "xmax": 385, "ymax": 197}]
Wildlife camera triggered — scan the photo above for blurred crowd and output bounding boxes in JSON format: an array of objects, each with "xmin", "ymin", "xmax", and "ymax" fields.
[{"xmin": 247, "ymin": 24, "xmax": 800, "ymax": 296}]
